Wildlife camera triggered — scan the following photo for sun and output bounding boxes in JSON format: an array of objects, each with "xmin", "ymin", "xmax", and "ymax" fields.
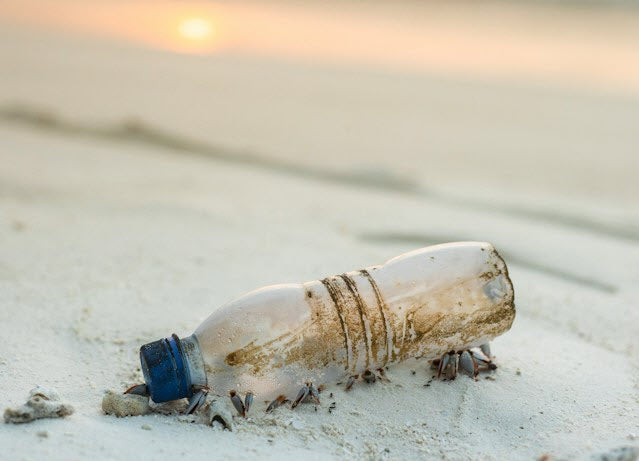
[{"xmin": 178, "ymin": 17, "xmax": 213, "ymax": 41}]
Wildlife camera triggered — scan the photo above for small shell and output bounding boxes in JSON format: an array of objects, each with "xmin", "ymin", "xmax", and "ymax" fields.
[
  {"xmin": 208, "ymin": 400, "xmax": 233, "ymax": 431},
  {"xmin": 480, "ymin": 343, "xmax": 492, "ymax": 359},
  {"xmin": 362, "ymin": 370, "xmax": 376, "ymax": 384},
  {"xmin": 291, "ymin": 385, "xmax": 309, "ymax": 409},
  {"xmin": 101, "ymin": 390, "xmax": 150, "ymax": 417},
  {"xmin": 244, "ymin": 392, "xmax": 254, "ymax": 414},
  {"xmin": 5, "ymin": 387, "xmax": 75, "ymax": 423},
  {"xmin": 266, "ymin": 395, "xmax": 288, "ymax": 413},
  {"xmin": 308, "ymin": 384, "xmax": 320, "ymax": 404},
  {"xmin": 459, "ymin": 351, "xmax": 477, "ymax": 378},
  {"xmin": 229, "ymin": 390, "xmax": 245, "ymax": 417}
]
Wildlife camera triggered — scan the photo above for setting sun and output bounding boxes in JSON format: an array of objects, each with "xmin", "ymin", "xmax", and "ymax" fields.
[{"xmin": 178, "ymin": 17, "xmax": 213, "ymax": 41}]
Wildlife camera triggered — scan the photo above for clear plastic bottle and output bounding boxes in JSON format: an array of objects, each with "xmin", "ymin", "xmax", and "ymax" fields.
[{"xmin": 139, "ymin": 242, "xmax": 515, "ymax": 403}]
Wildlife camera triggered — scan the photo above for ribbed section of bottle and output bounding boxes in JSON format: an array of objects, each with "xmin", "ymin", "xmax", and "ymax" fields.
[{"xmin": 309, "ymin": 270, "xmax": 393, "ymax": 374}]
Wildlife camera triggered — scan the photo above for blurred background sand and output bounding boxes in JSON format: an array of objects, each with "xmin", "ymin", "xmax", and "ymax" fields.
[
  {"xmin": 1, "ymin": 1, "xmax": 638, "ymax": 459},
  {"xmin": 2, "ymin": 0, "xmax": 639, "ymax": 206}
]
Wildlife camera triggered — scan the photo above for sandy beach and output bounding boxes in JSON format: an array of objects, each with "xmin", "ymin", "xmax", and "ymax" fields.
[{"xmin": 1, "ymin": 1, "xmax": 638, "ymax": 459}]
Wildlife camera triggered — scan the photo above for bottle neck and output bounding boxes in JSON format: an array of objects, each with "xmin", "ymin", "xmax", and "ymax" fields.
[{"xmin": 181, "ymin": 334, "xmax": 207, "ymax": 388}]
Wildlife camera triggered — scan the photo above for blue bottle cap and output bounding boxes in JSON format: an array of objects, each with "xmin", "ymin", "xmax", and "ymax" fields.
[{"xmin": 140, "ymin": 334, "xmax": 192, "ymax": 403}]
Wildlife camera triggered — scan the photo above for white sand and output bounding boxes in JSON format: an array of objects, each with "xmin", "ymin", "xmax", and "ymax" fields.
[{"xmin": 1, "ymin": 4, "xmax": 638, "ymax": 460}]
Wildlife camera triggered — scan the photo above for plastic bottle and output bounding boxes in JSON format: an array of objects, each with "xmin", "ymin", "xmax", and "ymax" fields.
[{"xmin": 139, "ymin": 241, "xmax": 515, "ymax": 403}]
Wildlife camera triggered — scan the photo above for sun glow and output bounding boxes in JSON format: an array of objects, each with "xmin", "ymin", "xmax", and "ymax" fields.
[
  {"xmin": 178, "ymin": 17, "xmax": 213, "ymax": 41},
  {"xmin": 169, "ymin": 13, "xmax": 220, "ymax": 54}
]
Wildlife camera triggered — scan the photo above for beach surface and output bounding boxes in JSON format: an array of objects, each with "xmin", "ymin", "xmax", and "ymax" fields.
[{"xmin": 1, "ymin": 2, "xmax": 638, "ymax": 459}]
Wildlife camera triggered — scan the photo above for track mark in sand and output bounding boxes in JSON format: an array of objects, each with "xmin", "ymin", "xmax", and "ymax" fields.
[
  {"xmin": 1, "ymin": 103, "xmax": 637, "ymax": 243},
  {"xmin": 358, "ymin": 231, "xmax": 618, "ymax": 294},
  {"xmin": 451, "ymin": 380, "xmax": 472, "ymax": 431},
  {"xmin": 0, "ymin": 104, "xmax": 416, "ymax": 194}
]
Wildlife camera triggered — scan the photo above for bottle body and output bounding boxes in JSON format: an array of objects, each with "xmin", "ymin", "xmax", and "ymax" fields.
[{"xmin": 190, "ymin": 241, "xmax": 515, "ymax": 401}]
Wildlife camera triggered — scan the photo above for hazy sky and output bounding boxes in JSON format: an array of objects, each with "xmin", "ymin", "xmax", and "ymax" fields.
[{"xmin": 2, "ymin": 0, "xmax": 639, "ymax": 94}]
